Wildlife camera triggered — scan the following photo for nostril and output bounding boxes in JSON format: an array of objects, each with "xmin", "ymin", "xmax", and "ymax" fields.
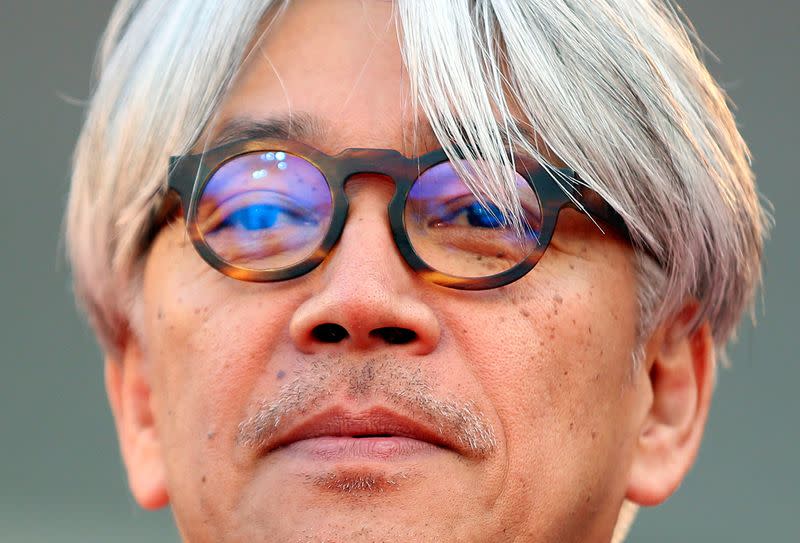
[
  {"xmin": 370, "ymin": 327, "xmax": 417, "ymax": 345},
  {"xmin": 311, "ymin": 323, "xmax": 349, "ymax": 343}
]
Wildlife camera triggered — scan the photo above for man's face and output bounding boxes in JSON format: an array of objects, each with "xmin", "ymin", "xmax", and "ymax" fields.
[{"xmin": 132, "ymin": 1, "xmax": 651, "ymax": 541}]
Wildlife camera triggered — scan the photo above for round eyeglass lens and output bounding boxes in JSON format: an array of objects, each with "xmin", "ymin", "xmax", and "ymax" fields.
[
  {"xmin": 405, "ymin": 161, "xmax": 543, "ymax": 278},
  {"xmin": 195, "ymin": 151, "xmax": 332, "ymax": 271}
]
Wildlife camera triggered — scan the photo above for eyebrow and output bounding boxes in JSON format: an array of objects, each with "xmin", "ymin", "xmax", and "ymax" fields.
[
  {"xmin": 202, "ymin": 111, "xmax": 449, "ymax": 154},
  {"xmin": 201, "ymin": 112, "xmax": 546, "ymax": 160},
  {"xmin": 202, "ymin": 112, "xmax": 328, "ymax": 150}
]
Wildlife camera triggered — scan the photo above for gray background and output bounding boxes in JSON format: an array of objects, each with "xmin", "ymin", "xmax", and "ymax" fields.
[{"xmin": 1, "ymin": 1, "xmax": 797, "ymax": 541}]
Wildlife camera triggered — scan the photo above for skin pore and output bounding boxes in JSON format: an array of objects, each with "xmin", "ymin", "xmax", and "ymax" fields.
[{"xmin": 104, "ymin": 1, "xmax": 715, "ymax": 541}]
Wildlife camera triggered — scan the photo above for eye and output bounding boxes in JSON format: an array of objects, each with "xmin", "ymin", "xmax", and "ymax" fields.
[
  {"xmin": 431, "ymin": 196, "xmax": 510, "ymax": 229},
  {"xmin": 425, "ymin": 195, "xmax": 541, "ymax": 245},
  {"xmin": 217, "ymin": 202, "xmax": 315, "ymax": 232},
  {"xmin": 461, "ymin": 201, "xmax": 507, "ymax": 228},
  {"xmin": 199, "ymin": 195, "xmax": 323, "ymax": 263},
  {"xmin": 202, "ymin": 191, "xmax": 320, "ymax": 235}
]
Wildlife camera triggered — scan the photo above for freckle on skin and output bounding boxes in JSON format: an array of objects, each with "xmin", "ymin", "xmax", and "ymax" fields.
[
  {"xmin": 201, "ymin": 475, "xmax": 206, "ymax": 483},
  {"xmin": 157, "ymin": 307, "xmax": 164, "ymax": 320},
  {"xmin": 520, "ymin": 308, "xmax": 530, "ymax": 318},
  {"xmin": 591, "ymin": 431, "xmax": 597, "ymax": 440},
  {"xmin": 553, "ymin": 294, "xmax": 563, "ymax": 305},
  {"xmin": 207, "ymin": 431, "xmax": 216, "ymax": 440}
]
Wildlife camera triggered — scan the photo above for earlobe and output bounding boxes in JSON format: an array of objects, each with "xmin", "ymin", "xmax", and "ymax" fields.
[
  {"xmin": 104, "ymin": 338, "xmax": 169, "ymax": 510},
  {"xmin": 625, "ymin": 306, "xmax": 715, "ymax": 506}
]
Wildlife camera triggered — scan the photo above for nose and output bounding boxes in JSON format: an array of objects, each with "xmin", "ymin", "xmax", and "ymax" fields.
[{"xmin": 289, "ymin": 175, "xmax": 441, "ymax": 355}]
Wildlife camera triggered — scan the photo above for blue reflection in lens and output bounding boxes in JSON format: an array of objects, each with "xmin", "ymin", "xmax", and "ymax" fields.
[
  {"xmin": 432, "ymin": 201, "xmax": 508, "ymax": 229},
  {"xmin": 220, "ymin": 204, "xmax": 310, "ymax": 231},
  {"xmin": 464, "ymin": 202, "xmax": 506, "ymax": 227}
]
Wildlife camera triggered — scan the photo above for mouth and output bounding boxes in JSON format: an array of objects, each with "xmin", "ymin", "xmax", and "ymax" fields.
[{"xmin": 264, "ymin": 407, "xmax": 455, "ymax": 461}]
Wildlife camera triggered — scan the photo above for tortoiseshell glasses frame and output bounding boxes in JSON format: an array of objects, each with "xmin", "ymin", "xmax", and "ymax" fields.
[{"xmin": 157, "ymin": 138, "xmax": 629, "ymax": 290}]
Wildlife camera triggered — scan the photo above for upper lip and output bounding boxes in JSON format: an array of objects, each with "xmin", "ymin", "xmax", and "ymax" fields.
[{"xmin": 263, "ymin": 406, "xmax": 455, "ymax": 455}]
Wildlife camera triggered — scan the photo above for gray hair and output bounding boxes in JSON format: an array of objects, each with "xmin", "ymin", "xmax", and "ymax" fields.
[{"xmin": 65, "ymin": 0, "xmax": 768, "ymax": 363}]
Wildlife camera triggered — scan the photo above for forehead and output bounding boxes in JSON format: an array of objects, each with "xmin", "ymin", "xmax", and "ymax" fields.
[{"xmin": 210, "ymin": 0, "xmax": 425, "ymax": 154}]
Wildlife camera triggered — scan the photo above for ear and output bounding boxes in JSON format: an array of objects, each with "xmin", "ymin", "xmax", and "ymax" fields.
[
  {"xmin": 104, "ymin": 334, "xmax": 169, "ymax": 510},
  {"xmin": 625, "ymin": 303, "xmax": 715, "ymax": 506}
]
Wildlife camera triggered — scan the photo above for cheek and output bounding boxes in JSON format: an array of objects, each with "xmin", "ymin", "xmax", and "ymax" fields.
[
  {"xmin": 455, "ymin": 253, "xmax": 637, "ymax": 397},
  {"xmin": 143, "ymin": 233, "xmax": 292, "ymax": 414},
  {"xmin": 450, "ymin": 248, "xmax": 640, "ymax": 509},
  {"xmin": 140, "ymin": 236, "xmax": 302, "ymax": 517}
]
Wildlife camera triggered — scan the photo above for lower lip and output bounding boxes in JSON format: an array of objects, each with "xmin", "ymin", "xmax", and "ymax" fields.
[{"xmin": 281, "ymin": 436, "xmax": 442, "ymax": 461}]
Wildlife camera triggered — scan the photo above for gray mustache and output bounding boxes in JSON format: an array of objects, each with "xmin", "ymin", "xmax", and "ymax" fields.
[{"xmin": 237, "ymin": 356, "xmax": 497, "ymax": 458}]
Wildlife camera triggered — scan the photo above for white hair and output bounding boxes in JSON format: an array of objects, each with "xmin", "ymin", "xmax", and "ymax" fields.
[{"xmin": 66, "ymin": 0, "xmax": 768, "ymax": 365}]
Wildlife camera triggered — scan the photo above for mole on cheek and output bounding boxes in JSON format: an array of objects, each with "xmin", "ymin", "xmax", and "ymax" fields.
[{"xmin": 276, "ymin": 370, "xmax": 286, "ymax": 380}]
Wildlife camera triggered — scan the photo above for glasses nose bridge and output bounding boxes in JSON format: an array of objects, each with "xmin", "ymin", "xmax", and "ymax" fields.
[
  {"xmin": 334, "ymin": 151, "xmax": 416, "ymax": 228},
  {"xmin": 338, "ymin": 150, "xmax": 415, "ymax": 190},
  {"xmin": 323, "ymin": 152, "xmax": 417, "ymax": 272}
]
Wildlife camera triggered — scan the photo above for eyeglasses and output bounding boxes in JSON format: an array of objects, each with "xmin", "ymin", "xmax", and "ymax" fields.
[{"xmin": 157, "ymin": 138, "xmax": 627, "ymax": 290}]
